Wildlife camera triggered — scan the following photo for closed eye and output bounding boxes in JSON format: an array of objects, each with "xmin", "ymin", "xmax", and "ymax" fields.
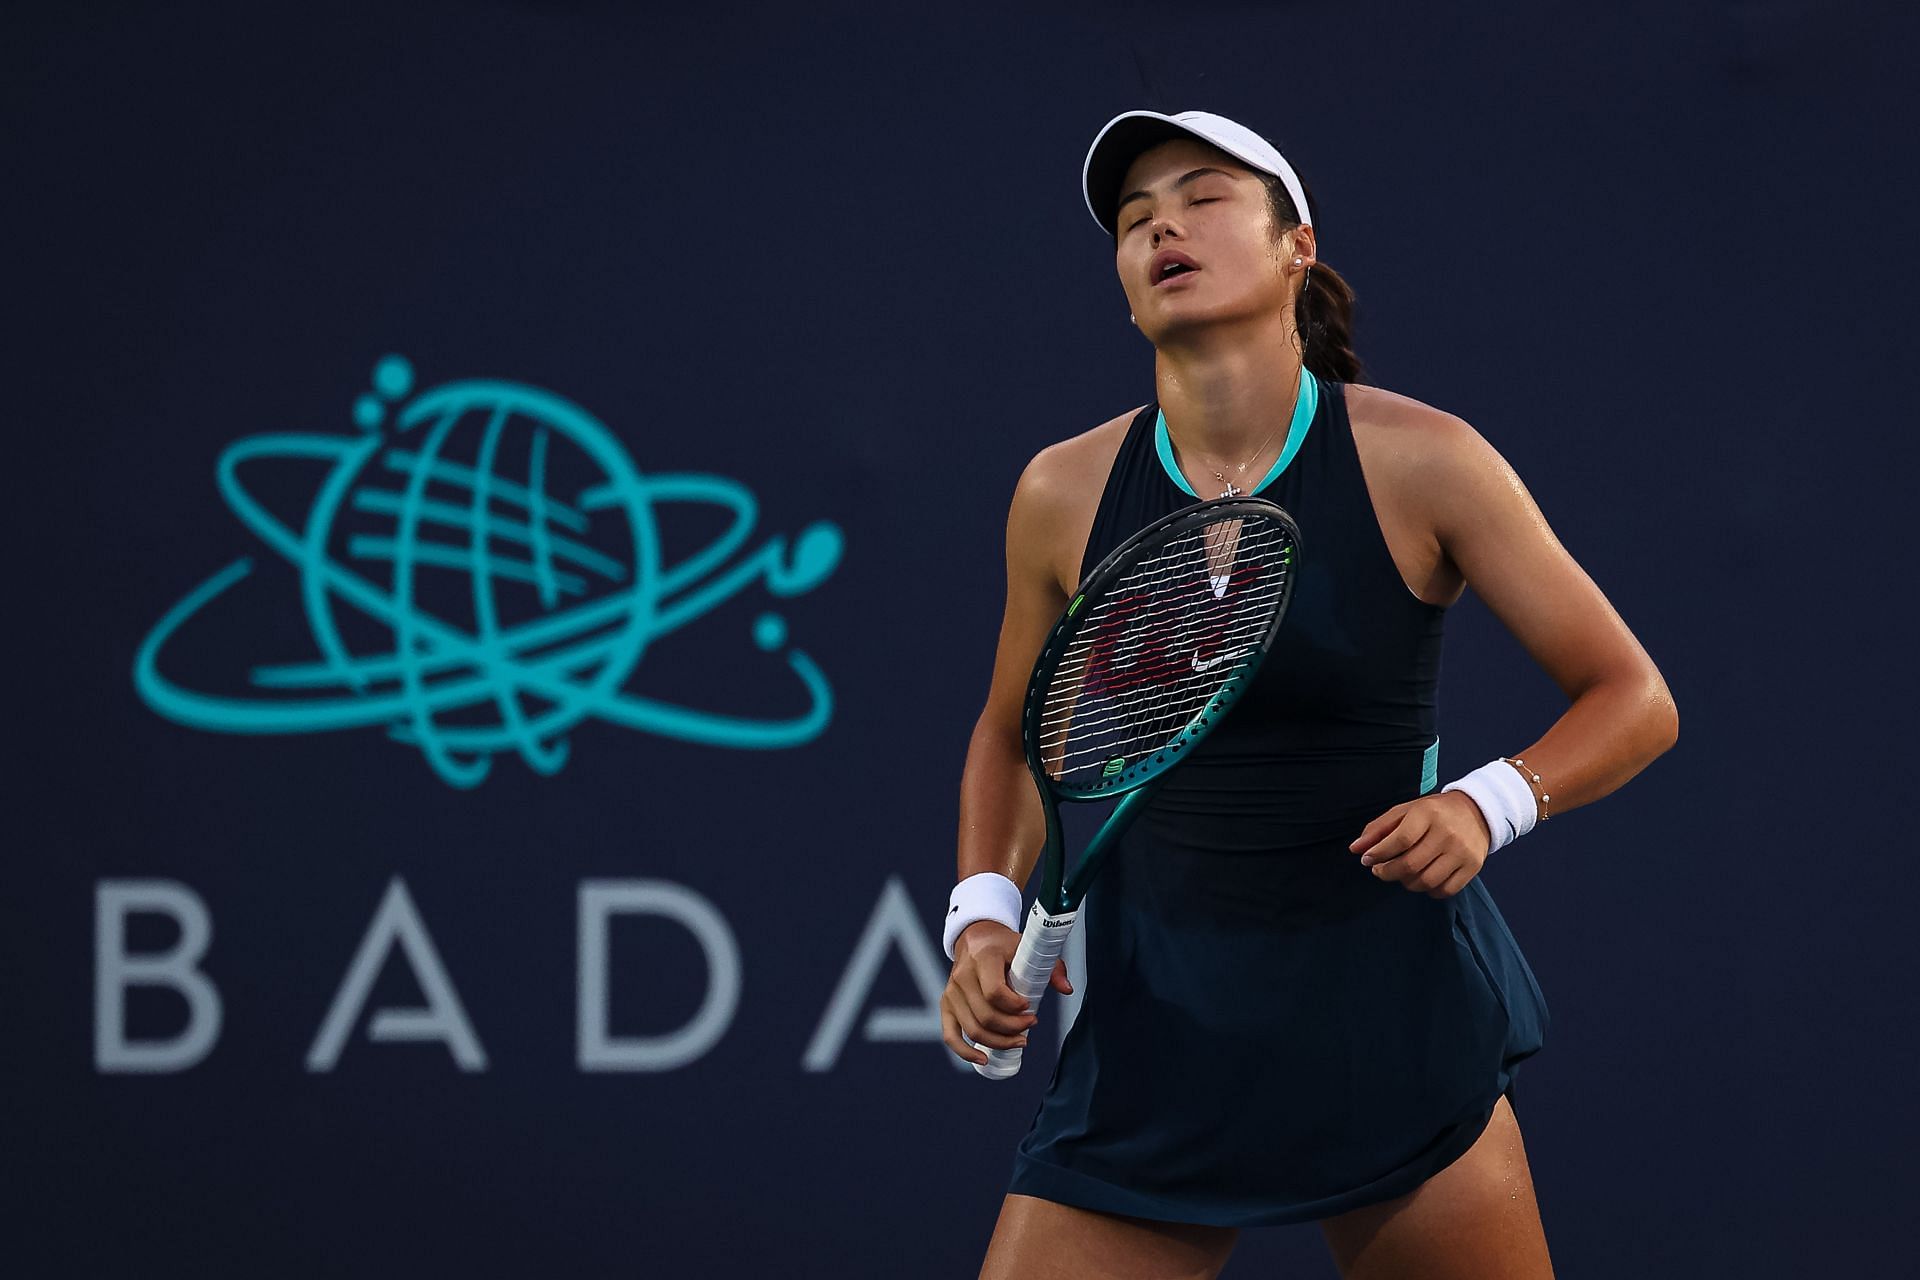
[{"xmin": 1127, "ymin": 197, "xmax": 1220, "ymax": 230}]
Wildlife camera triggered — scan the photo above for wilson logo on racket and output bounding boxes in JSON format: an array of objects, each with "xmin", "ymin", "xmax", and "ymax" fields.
[{"xmin": 1082, "ymin": 562, "xmax": 1271, "ymax": 698}]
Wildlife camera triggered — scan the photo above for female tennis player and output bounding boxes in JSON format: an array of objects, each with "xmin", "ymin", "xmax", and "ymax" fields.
[{"xmin": 939, "ymin": 110, "xmax": 1678, "ymax": 1279}]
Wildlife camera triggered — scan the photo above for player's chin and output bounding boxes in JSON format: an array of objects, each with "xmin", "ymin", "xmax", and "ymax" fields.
[{"xmin": 1142, "ymin": 296, "xmax": 1250, "ymax": 337}]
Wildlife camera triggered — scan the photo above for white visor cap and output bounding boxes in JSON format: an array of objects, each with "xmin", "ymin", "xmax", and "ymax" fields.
[{"xmin": 1083, "ymin": 110, "xmax": 1312, "ymax": 243}]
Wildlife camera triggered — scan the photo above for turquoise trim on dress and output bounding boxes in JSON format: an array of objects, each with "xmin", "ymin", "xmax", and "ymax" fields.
[
  {"xmin": 1153, "ymin": 409, "xmax": 1199, "ymax": 498},
  {"xmin": 1154, "ymin": 368, "xmax": 1320, "ymax": 499},
  {"xmin": 1247, "ymin": 368, "xmax": 1318, "ymax": 495},
  {"xmin": 1420, "ymin": 736, "xmax": 1440, "ymax": 795}
]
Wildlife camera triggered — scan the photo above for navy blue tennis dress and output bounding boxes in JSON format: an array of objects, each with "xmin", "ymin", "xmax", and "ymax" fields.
[{"xmin": 1007, "ymin": 369, "xmax": 1549, "ymax": 1226}]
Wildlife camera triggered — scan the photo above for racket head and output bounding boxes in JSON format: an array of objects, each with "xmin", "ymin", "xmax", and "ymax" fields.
[{"xmin": 1021, "ymin": 495, "xmax": 1301, "ymax": 806}]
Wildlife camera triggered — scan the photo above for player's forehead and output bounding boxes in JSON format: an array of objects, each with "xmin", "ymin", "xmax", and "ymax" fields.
[{"xmin": 1118, "ymin": 138, "xmax": 1253, "ymax": 195}]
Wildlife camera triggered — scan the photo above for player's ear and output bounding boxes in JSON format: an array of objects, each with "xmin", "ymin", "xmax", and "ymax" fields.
[{"xmin": 1287, "ymin": 224, "xmax": 1317, "ymax": 274}]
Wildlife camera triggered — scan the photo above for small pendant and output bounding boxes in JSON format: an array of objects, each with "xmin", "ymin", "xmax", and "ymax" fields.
[{"xmin": 1218, "ymin": 481, "xmax": 1241, "ymax": 498}]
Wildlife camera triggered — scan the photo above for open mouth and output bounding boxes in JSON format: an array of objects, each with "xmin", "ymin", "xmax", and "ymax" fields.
[{"xmin": 1154, "ymin": 263, "xmax": 1200, "ymax": 286}]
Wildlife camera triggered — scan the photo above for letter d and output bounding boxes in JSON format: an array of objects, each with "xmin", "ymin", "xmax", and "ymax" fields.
[{"xmin": 95, "ymin": 880, "xmax": 223, "ymax": 1073}]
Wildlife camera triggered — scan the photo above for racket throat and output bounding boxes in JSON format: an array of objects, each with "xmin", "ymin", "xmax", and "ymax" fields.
[
  {"xmin": 1058, "ymin": 783, "xmax": 1162, "ymax": 906},
  {"xmin": 1036, "ymin": 793, "xmax": 1070, "ymax": 915}
]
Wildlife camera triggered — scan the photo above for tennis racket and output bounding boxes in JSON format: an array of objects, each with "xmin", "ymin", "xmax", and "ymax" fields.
[{"xmin": 974, "ymin": 494, "xmax": 1301, "ymax": 1079}]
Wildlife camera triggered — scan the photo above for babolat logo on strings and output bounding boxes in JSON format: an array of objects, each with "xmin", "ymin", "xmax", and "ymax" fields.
[{"xmin": 134, "ymin": 355, "xmax": 843, "ymax": 788}]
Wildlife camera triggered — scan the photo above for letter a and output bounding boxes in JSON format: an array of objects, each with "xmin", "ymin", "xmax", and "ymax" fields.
[
  {"xmin": 306, "ymin": 877, "xmax": 487, "ymax": 1072},
  {"xmin": 803, "ymin": 876, "xmax": 959, "ymax": 1073}
]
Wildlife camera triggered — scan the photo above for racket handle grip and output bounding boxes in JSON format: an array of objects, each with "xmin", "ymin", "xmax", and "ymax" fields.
[{"xmin": 974, "ymin": 902, "xmax": 1078, "ymax": 1081}]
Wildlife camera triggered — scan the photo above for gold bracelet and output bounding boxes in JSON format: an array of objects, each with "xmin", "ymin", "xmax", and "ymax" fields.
[{"xmin": 1501, "ymin": 756, "xmax": 1551, "ymax": 822}]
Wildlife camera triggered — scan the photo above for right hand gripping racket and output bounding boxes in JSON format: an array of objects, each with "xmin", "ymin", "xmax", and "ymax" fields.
[{"xmin": 974, "ymin": 495, "xmax": 1301, "ymax": 1079}]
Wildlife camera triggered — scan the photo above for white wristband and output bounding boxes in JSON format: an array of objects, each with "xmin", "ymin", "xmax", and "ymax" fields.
[
  {"xmin": 943, "ymin": 872, "xmax": 1023, "ymax": 960},
  {"xmin": 1441, "ymin": 759, "xmax": 1540, "ymax": 855}
]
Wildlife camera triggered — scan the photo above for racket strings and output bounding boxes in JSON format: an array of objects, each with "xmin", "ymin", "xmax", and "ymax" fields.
[
  {"xmin": 1044, "ymin": 621, "xmax": 1276, "ymax": 784},
  {"xmin": 1037, "ymin": 515, "xmax": 1295, "ymax": 789},
  {"xmin": 1048, "ymin": 524, "xmax": 1289, "ymax": 698},
  {"xmin": 1039, "ymin": 575, "xmax": 1290, "ymax": 703},
  {"xmin": 1048, "ymin": 535, "xmax": 1292, "ymax": 674},
  {"xmin": 1071, "ymin": 521, "xmax": 1286, "ymax": 585},
  {"xmin": 1034, "ymin": 596, "xmax": 1287, "ymax": 746},
  {"xmin": 1043, "ymin": 626, "xmax": 1272, "ymax": 769},
  {"xmin": 1052, "ymin": 572, "xmax": 1287, "ymax": 663},
  {"xmin": 1067, "ymin": 529, "xmax": 1294, "ymax": 625},
  {"xmin": 1037, "ymin": 621, "xmax": 1282, "ymax": 763}
]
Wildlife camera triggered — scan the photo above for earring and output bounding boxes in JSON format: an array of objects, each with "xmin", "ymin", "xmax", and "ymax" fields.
[
  {"xmin": 1129, "ymin": 313, "xmax": 1137, "ymax": 324},
  {"xmin": 1293, "ymin": 257, "xmax": 1302, "ymax": 266}
]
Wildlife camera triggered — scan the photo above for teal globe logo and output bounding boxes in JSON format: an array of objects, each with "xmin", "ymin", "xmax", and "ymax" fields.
[{"xmin": 135, "ymin": 355, "xmax": 842, "ymax": 788}]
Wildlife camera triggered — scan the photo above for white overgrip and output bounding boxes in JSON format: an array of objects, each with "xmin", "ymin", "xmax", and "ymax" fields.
[{"xmin": 974, "ymin": 901, "xmax": 1079, "ymax": 1080}]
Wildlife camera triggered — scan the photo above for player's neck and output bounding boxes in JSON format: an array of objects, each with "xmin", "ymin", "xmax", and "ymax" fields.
[{"xmin": 1152, "ymin": 317, "xmax": 1306, "ymax": 458}]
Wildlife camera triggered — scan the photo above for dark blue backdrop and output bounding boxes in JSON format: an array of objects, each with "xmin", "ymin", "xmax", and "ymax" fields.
[{"xmin": 7, "ymin": 2, "xmax": 1915, "ymax": 1275}]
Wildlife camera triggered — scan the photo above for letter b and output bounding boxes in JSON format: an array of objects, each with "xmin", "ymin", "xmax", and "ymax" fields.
[{"xmin": 95, "ymin": 880, "xmax": 223, "ymax": 1073}]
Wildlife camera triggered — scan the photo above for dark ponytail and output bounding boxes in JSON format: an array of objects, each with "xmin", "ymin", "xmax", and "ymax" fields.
[{"xmin": 1262, "ymin": 175, "xmax": 1366, "ymax": 384}]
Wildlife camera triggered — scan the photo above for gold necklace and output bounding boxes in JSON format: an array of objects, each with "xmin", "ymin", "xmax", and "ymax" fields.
[
  {"xmin": 1180, "ymin": 369, "xmax": 1301, "ymax": 499},
  {"xmin": 1204, "ymin": 425, "xmax": 1280, "ymax": 498}
]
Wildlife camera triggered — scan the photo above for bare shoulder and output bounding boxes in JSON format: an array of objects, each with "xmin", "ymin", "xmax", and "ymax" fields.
[
  {"xmin": 1010, "ymin": 407, "xmax": 1141, "ymax": 593},
  {"xmin": 1344, "ymin": 383, "xmax": 1521, "ymax": 526},
  {"xmin": 1015, "ymin": 407, "xmax": 1137, "ymax": 501},
  {"xmin": 1353, "ymin": 384, "xmax": 1674, "ymax": 720},
  {"xmin": 1344, "ymin": 382, "xmax": 1483, "ymax": 456}
]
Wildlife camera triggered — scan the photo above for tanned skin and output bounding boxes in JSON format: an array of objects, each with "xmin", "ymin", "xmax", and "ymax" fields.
[{"xmin": 945, "ymin": 136, "xmax": 1676, "ymax": 1280}]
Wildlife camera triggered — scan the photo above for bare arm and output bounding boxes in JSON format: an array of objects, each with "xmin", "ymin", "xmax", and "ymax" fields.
[
  {"xmin": 1428, "ymin": 416, "xmax": 1679, "ymax": 812},
  {"xmin": 955, "ymin": 451, "xmax": 1072, "ymax": 897},
  {"xmin": 941, "ymin": 448, "xmax": 1077, "ymax": 1064},
  {"xmin": 1351, "ymin": 407, "xmax": 1678, "ymax": 894}
]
